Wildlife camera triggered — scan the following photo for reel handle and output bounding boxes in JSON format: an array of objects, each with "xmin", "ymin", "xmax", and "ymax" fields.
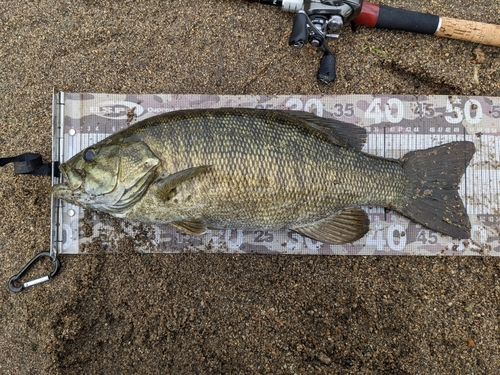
[
  {"xmin": 317, "ymin": 52, "xmax": 336, "ymax": 84},
  {"xmin": 288, "ymin": 12, "xmax": 308, "ymax": 48},
  {"xmin": 288, "ymin": 11, "xmax": 338, "ymax": 84}
]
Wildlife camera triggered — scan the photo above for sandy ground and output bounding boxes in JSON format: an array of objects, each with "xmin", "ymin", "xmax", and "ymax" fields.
[{"xmin": 1, "ymin": 0, "xmax": 500, "ymax": 374}]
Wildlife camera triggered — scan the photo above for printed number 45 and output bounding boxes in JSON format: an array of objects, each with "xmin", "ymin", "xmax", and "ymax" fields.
[
  {"xmin": 416, "ymin": 230, "xmax": 438, "ymax": 245},
  {"xmin": 414, "ymin": 103, "xmax": 436, "ymax": 118}
]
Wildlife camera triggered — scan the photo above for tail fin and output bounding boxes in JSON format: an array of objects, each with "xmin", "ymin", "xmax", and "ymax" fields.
[{"xmin": 398, "ymin": 141, "xmax": 475, "ymax": 239}]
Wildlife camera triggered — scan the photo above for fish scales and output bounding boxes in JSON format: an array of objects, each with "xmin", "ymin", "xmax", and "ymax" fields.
[
  {"xmin": 53, "ymin": 108, "xmax": 475, "ymax": 244},
  {"xmin": 120, "ymin": 109, "xmax": 406, "ymax": 228}
]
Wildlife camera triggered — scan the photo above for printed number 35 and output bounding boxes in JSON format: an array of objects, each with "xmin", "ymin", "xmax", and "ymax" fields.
[{"xmin": 333, "ymin": 103, "xmax": 354, "ymax": 118}]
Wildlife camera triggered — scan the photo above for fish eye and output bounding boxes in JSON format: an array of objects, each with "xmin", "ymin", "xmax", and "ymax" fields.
[{"xmin": 83, "ymin": 148, "xmax": 96, "ymax": 162}]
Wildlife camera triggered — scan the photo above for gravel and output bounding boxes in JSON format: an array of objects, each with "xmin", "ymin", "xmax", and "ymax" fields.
[{"xmin": 1, "ymin": 0, "xmax": 499, "ymax": 374}]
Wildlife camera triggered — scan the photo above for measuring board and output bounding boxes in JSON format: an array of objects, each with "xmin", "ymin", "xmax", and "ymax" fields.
[{"xmin": 50, "ymin": 92, "xmax": 500, "ymax": 256}]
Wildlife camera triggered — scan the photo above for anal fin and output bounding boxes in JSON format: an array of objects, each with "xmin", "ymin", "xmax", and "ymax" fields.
[
  {"xmin": 292, "ymin": 207, "xmax": 369, "ymax": 244},
  {"xmin": 171, "ymin": 219, "xmax": 207, "ymax": 235}
]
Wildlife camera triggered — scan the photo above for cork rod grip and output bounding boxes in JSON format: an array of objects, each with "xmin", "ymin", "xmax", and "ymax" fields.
[{"xmin": 435, "ymin": 17, "xmax": 500, "ymax": 47}]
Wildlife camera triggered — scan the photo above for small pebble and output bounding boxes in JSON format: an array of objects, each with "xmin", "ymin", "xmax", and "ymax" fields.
[
  {"xmin": 473, "ymin": 47, "xmax": 486, "ymax": 64},
  {"xmin": 466, "ymin": 338, "xmax": 475, "ymax": 347},
  {"xmin": 317, "ymin": 352, "xmax": 332, "ymax": 365}
]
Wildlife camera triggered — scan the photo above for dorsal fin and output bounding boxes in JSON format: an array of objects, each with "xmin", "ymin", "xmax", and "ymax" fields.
[{"xmin": 282, "ymin": 111, "xmax": 367, "ymax": 151}]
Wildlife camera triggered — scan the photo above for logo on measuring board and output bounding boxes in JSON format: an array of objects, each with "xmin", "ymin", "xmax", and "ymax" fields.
[{"xmin": 90, "ymin": 101, "xmax": 145, "ymax": 120}]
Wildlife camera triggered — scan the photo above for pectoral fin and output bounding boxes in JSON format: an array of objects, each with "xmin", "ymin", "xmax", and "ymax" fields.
[
  {"xmin": 171, "ymin": 219, "xmax": 207, "ymax": 235},
  {"xmin": 156, "ymin": 165, "xmax": 212, "ymax": 201},
  {"xmin": 292, "ymin": 208, "xmax": 369, "ymax": 244}
]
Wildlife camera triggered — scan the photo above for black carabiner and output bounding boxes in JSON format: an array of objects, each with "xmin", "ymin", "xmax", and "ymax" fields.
[{"xmin": 8, "ymin": 251, "xmax": 60, "ymax": 293}]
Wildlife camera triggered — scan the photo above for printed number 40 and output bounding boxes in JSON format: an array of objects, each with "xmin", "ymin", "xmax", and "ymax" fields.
[
  {"xmin": 365, "ymin": 98, "xmax": 404, "ymax": 124},
  {"xmin": 366, "ymin": 224, "xmax": 407, "ymax": 251}
]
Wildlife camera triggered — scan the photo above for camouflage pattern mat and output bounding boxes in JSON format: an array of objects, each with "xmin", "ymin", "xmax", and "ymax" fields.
[{"xmin": 51, "ymin": 92, "xmax": 500, "ymax": 256}]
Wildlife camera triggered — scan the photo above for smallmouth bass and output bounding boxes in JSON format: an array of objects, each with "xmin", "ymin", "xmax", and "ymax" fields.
[{"xmin": 52, "ymin": 108, "xmax": 475, "ymax": 244}]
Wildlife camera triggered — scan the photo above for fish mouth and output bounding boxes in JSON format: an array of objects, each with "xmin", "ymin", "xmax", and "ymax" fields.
[
  {"xmin": 59, "ymin": 163, "xmax": 84, "ymax": 190},
  {"xmin": 51, "ymin": 160, "xmax": 154, "ymax": 214},
  {"xmin": 51, "ymin": 181, "xmax": 83, "ymax": 206},
  {"xmin": 51, "ymin": 183, "xmax": 71, "ymax": 200},
  {"xmin": 51, "ymin": 163, "xmax": 84, "ymax": 201}
]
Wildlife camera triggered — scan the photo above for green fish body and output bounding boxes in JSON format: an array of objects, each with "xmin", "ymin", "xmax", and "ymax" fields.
[{"xmin": 52, "ymin": 108, "xmax": 475, "ymax": 244}]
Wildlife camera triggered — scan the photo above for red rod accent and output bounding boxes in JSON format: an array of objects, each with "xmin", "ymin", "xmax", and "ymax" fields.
[{"xmin": 353, "ymin": 1, "xmax": 380, "ymax": 28}]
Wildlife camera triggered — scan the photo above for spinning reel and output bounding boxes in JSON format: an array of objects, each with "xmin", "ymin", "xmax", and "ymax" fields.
[{"xmin": 285, "ymin": 0, "xmax": 363, "ymax": 84}]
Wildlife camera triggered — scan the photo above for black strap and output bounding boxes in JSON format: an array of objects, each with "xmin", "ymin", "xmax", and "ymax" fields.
[{"xmin": 0, "ymin": 153, "xmax": 59, "ymax": 177}]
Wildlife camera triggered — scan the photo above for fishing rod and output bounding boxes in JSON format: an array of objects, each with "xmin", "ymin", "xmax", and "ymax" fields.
[{"xmin": 247, "ymin": 0, "xmax": 500, "ymax": 84}]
